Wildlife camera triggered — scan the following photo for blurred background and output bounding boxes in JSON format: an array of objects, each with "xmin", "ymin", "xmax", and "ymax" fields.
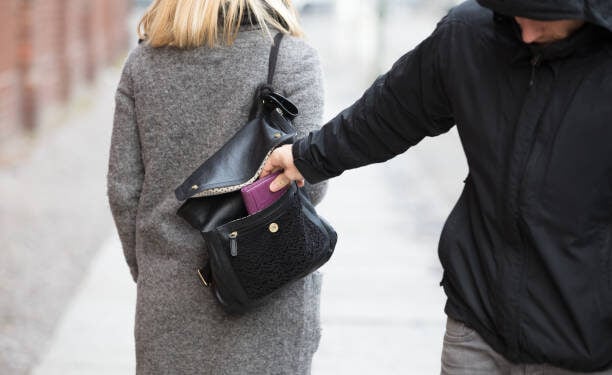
[{"xmin": 0, "ymin": 0, "xmax": 467, "ymax": 374}]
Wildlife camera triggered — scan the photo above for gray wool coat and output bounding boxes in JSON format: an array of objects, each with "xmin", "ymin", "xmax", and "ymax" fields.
[{"xmin": 107, "ymin": 27, "xmax": 327, "ymax": 374}]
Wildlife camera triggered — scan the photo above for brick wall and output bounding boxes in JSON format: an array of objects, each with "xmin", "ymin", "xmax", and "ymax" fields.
[
  {"xmin": 107, "ymin": 0, "xmax": 131, "ymax": 65},
  {"xmin": 27, "ymin": 0, "xmax": 65, "ymax": 126},
  {"xmin": 0, "ymin": 0, "xmax": 22, "ymax": 140},
  {"xmin": 0, "ymin": 0, "xmax": 130, "ymax": 149}
]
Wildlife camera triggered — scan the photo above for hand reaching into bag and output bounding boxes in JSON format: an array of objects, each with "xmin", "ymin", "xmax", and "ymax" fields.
[{"xmin": 261, "ymin": 144, "xmax": 305, "ymax": 191}]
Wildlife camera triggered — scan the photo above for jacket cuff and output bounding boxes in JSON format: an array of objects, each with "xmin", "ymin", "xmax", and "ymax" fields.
[{"xmin": 292, "ymin": 138, "xmax": 329, "ymax": 184}]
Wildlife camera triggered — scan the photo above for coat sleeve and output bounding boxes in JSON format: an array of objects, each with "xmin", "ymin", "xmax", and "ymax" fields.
[
  {"xmin": 275, "ymin": 38, "xmax": 328, "ymax": 205},
  {"xmin": 292, "ymin": 23, "xmax": 455, "ymax": 184},
  {"xmin": 107, "ymin": 56, "xmax": 144, "ymax": 283}
]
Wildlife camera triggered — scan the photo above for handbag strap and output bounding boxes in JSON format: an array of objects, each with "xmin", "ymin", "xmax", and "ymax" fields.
[
  {"xmin": 248, "ymin": 33, "xmax": 285, "ymax": 121},
  {"xmin": 267, "ymin": 32, "xmax": 284, "ymax": 86}
]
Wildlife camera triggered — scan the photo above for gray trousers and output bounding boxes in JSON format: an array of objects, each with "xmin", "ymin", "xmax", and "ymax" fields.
[{"xmin": 441, "ymin": 317, "xmax": 612, "ymax": 375}]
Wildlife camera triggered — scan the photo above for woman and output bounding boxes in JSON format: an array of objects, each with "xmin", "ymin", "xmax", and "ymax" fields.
[{"xmin": 107, "ymin": 0, "xmax": 327, "ymax": 373}]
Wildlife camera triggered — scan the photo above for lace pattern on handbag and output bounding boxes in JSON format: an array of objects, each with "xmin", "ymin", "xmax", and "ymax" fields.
[{"xmin": 223, "ymin": 191, "xmax": 329, "ymax": 300}]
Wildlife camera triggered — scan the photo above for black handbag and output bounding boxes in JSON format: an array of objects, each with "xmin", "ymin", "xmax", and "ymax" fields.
[{"xmin": 174, "ymin": 33, "xmax": 337, "ymax": 314}]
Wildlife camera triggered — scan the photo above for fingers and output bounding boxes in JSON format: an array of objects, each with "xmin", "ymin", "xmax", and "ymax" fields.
[
  {"xmin": 270, "ymin": 174, "xmax": 291, "ymax": 192},
  {"xmin": 261, "ymin": 145, "xmax": 288, "ymax": 178},
  {"xmin": 259, "ymin": 167, "xmax": 273, "ymax": 178},
  {"xmin": 270, "ymin": 175, "xmax": 304, "ymax": 191},
  {"xmin": 261, "ymin": 144, "xmax": 306, "ymax": 191},
  {"xmin": 260, "ymin": 158, "xmax": 278, "ymax": 178}
]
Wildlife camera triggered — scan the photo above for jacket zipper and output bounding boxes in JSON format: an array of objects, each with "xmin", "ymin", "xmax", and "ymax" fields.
[
  {"xmin": 510, "ymin": 51, "xmax": 544, "ymax": 357},
  {"xmin": 529, "ymin": 54, "xmax": 542, "ymax": 87}
]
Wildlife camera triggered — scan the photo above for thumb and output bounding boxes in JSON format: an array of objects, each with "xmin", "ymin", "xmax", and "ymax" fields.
[
  {"xmin": 261, "ymin": 153, "xmax": 280, "ymax": 178},
  {"xmin": 270, "ymin": 173, "xmax": 291, "ymax": 192}
]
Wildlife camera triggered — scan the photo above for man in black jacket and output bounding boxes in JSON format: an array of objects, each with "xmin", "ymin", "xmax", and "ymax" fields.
[{"xmin": 262, "ymin": 0, "xmax": 612, "ymax": 373}]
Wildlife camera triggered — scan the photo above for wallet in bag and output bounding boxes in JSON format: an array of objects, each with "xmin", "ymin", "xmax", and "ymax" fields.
[{"xmin": 241, "ymin": 171, "xmax": 289, "ymax": 214}]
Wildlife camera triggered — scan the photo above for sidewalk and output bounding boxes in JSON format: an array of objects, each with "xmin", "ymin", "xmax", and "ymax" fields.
[
  {"xmin": 0, "ymin": 67, "xmax": 121, "ymax": 374},
  {"xmin": 31, "ymin": 236, "xmax": 136, "ymax": 375}
]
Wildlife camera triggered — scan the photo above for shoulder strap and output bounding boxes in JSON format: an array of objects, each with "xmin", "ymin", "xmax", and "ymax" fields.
[
  {"xmin": 267, "ymin": 33, "xmax": 284, "ymax": 86},
  {"xmin": 248, "ymin": 33, "xmax": 285, "ymax": 121}
]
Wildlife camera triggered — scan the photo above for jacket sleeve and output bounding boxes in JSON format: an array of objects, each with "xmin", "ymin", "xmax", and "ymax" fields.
[
  {"xmin": 292, "ymin": 23, "xmax": 455, "ymax": 184},
  {"xmin": 276, "ymin": 38, "xmax": 328, "ymax": 205},
  {"xmin": 107, "ymin": 57, "xmax": 143, "ymax": 282}
]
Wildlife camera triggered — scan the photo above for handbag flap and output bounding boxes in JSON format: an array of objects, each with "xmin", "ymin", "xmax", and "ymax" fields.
[{"xmin": 174, "ymin": 95, "xmax": 297, "ymax": 201}]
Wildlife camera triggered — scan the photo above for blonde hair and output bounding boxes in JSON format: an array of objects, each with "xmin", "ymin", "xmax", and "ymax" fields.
[{"xmin": 138, "ymin": 0, "xmax": 303, "ymax": 48}]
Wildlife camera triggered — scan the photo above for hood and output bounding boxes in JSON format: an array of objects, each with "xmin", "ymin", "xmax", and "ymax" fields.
[{"xmin": 476, "ymin": 0, "xmax": 612, "ymax": 32}]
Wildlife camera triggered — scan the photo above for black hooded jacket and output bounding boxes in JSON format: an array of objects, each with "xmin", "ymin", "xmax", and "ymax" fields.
[{"xmin": 292, "ymin": 0, "xmax": 612, "ymax": 371}]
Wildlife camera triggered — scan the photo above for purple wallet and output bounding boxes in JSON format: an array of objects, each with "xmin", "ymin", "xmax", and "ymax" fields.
[{"xmin": 240, "ymin": 172, "xmax": 289, "ymax": 215}]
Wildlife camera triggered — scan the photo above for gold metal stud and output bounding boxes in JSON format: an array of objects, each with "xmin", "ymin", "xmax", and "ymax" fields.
[
  {"xmin": 269, "ymin": 223, "xmax": 279, "ymax": 233},
  {"xmin": 273, "ymin": 133, "xmax": 281, "ymax": 139},
  {"xmin": 191, "ymin": 184, "xmax": 199, "ymax": 190}
]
